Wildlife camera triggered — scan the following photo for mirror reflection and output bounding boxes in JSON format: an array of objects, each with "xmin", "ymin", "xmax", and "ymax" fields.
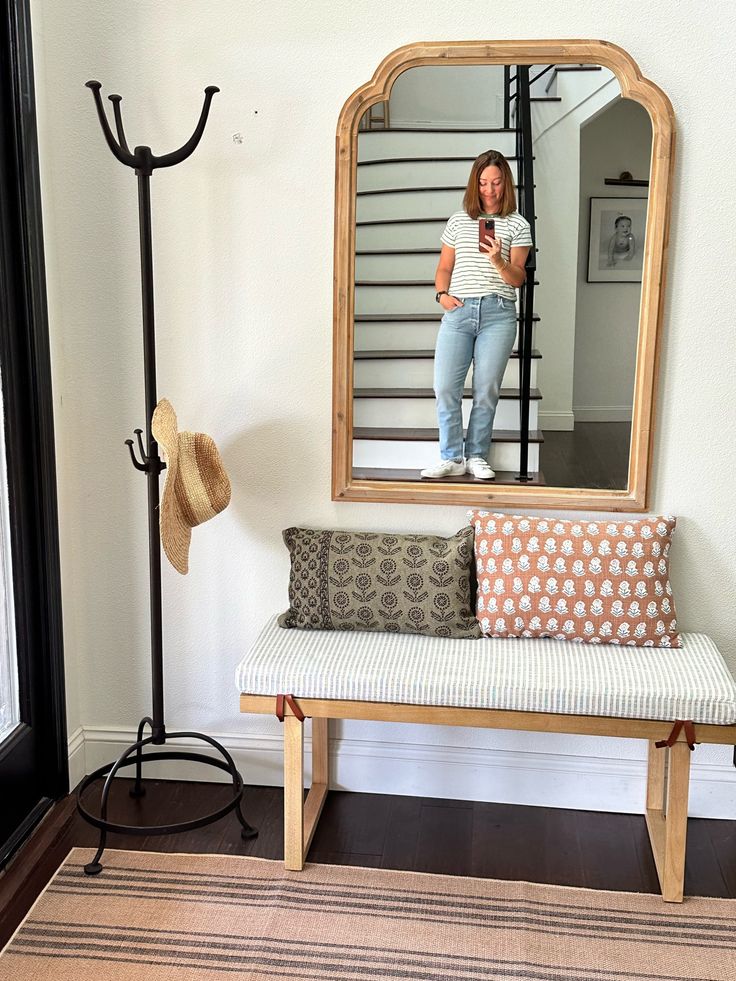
[{"xmin": 352, "ymin": 63, "xmax": 652, "ymax": 489}]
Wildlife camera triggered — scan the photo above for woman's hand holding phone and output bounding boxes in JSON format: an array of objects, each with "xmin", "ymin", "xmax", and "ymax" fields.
[{"xmin": 480, "ymin": 235, "xmax": 503, "ymax": 263}]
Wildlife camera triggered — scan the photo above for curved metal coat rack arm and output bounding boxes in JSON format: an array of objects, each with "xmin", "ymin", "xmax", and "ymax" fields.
[
  {"xmin": 107, "ymin": 94, "xmax": 132, "ymax": 155},
  {"xmin": 85, "ymin": 81, "xmax": 136, "ymax": 167},
  {"xmin": 153, "ymin": 85, "xmax": 220, "ymax": 169}
]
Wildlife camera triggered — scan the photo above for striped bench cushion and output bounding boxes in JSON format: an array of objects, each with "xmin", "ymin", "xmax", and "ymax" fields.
[{"xmin": 235, "ymin": 616, "xmax": 736, "ymax": 725}]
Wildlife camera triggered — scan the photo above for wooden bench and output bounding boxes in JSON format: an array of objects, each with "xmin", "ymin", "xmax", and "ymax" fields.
[{"xmin": 237, "ymin": 616, "xmax": 736, "ymax": 902}]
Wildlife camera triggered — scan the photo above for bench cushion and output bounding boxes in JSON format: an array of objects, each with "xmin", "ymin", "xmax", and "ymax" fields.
[{"xmin": 236, "ymin": 616, "xmax": 736, "ymax": 725}]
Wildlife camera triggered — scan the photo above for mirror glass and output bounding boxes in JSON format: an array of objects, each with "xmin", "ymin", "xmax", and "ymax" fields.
[{"xmin": 351, "ymin": 63, "xmax": 652, "ymax": 490}]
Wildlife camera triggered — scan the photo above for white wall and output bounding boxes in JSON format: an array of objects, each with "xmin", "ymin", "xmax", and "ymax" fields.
[
  {"xmin": 574, "ymin": 98, "xmax": 652, "ymax": 419},
  {"xmin": 388, "ymin": 65, "xmax": 504, "ymax": 126},
  {"xmin": 30, "ymin": 5, "xmax": 82, "ymax": 753},
  {"xmin": 533, "ymin": 69, "xmax": 620, "ymax": 430},
  {"xmin": 30, "ymin": 0, "xmax": 736, "ymax": 816}
]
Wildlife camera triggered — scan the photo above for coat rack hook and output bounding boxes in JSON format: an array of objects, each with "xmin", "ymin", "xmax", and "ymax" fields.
[
  {"xmin": 151, "ymin": 85, "xmax": 220, "ymax": 170},
  {"xmin": 107, "ymin": 93, "xmax": 131, "ymax": 153},
  {"xmin": 134, "ymin": 427, "xmax": 147, "ymax": 462},
  {"xmin": 85, "ymin": 80, "xmax": 136, "ymax": 169},
  {"xmin": 125, "ymin": 437, "xmax": 147, "ymax": 472}
]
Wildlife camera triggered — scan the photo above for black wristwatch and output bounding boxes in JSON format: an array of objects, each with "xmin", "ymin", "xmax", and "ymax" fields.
[{"xmin": 435, "ymin": 290, "xmax": 449, "ymax": 303}]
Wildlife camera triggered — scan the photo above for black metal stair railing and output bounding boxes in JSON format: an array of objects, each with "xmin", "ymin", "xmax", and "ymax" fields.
[
  {"xmin": 507, "ymin": 63, "xmax": 557, "ymax": 114},
  {"xmin": 509, "ymin": 65, "xmax": 538, "ymax": 482}
]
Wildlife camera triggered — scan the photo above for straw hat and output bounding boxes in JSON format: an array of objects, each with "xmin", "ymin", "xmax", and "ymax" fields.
[{"xmin": 151, "ymin": 398, "xmax": 231, "ymax": 575}]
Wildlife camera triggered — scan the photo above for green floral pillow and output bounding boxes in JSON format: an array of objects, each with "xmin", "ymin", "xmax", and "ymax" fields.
[{"xmin": 278, "ymin": 526, "xmax": 481, "ymax": 638}]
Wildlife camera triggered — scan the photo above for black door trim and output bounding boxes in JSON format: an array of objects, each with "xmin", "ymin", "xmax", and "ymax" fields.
[{"xmin": 0, "ymin": 0, "xmax": 67, "ymax": 864}]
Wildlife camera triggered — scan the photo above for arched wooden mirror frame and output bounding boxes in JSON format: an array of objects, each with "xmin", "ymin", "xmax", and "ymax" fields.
[{"xmin": 332, "ymin": 40, "xmax": 675, "ymax": 511}]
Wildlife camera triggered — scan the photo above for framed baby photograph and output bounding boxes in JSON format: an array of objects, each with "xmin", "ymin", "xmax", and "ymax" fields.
[{"xmin": 587, "ymin": 196, "xmax": 648, "ymax": 283}]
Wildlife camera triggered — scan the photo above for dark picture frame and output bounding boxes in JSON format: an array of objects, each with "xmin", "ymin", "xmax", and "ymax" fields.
[{"xmin": 587, "ymin": 196, "xmax": 648, "ymax": 283}]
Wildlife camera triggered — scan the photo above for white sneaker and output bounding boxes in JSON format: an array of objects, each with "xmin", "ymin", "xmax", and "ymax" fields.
[
  {"xmin": 420, "ymin": 459, "xmax": 466, "ymax": 479},
  {"xmin": 466, "ymin": 457, "xmax": 495, "ymax": 480}
]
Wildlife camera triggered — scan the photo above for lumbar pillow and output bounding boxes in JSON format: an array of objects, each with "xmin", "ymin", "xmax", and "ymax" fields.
[
  {"xmin": 467, "ymin": 511, "xmax": 680, "ymax": 647},
  {"xmin": 278, "ymin": 526, "xmax": 481, "ymax": 638}
]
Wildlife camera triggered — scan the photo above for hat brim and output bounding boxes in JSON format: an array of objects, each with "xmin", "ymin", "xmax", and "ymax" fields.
[{"xmin": 160, "ymin": 490, "xmax": 193, "ymax": 575}]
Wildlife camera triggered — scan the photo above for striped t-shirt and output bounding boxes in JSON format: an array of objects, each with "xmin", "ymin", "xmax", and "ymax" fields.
[{"xmin": 441, "ymin": 210, "xmax": 533, "ymax": 300}]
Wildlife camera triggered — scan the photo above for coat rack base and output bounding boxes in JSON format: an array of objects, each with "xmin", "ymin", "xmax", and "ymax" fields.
[{"xmin": 76, "ymin": 721, "xmax": 258, "ymax": 875}]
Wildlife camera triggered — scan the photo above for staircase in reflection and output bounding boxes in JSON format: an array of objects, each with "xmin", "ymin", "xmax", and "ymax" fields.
[{"xmin": 352, "ymin": 62, "xmax": 618, "ymax": 488}]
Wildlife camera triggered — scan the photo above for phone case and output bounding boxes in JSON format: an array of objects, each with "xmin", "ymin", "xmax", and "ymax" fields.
[{"xmin": 479, "ymin": 218, "xmax": 495, "ymax": 251}]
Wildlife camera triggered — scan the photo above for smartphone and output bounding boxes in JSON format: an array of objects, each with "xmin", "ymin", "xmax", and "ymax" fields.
[{"xmin": 479, "ymin": 218, "xmax": 495, "ymax": 251}]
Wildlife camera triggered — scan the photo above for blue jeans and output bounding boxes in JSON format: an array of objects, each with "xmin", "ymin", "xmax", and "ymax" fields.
[{"xmin": 433, "ymin": 293, "xmax": 517, "ymax": 461}]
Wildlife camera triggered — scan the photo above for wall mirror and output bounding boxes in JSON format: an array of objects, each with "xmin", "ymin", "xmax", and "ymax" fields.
[{"xmin": 332, "ymin": 41, "xmax": 674, "ymax": 511}]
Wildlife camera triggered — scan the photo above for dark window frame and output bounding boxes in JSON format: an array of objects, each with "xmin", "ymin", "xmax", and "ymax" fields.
[{"xmin": 0, "ymin": 0, "xmax": 67, "ymax": 865}]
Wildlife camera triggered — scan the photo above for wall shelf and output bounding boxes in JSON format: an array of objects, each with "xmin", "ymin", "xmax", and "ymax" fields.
[{"xmin": 604, "ymin": 178, "xmax": 649, "ymax": 187}]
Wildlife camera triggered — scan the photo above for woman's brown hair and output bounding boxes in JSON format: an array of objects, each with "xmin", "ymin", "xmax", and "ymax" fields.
[{"xmin": 463, "ymin": 150, "xmax": 517, "ymax": 220}]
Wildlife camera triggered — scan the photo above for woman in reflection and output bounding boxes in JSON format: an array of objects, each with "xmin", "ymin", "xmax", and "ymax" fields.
[{"xmin": 421, "ymin": 150, "xmax": 533, "ymax": 481}]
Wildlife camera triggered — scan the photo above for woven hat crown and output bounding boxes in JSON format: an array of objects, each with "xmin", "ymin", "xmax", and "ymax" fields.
[{"xmin": 151, "ymin": 398, "xmax": 231, "ymax": 574}]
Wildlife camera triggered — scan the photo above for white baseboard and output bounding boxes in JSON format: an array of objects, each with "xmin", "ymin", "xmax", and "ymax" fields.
[
  {"xmin": 572, "ymin": 405, "xmax": 633, "ymax": 423},
  {"xmin": 74, "ymin": 726, "xmax": 736, "ymax": 820}
]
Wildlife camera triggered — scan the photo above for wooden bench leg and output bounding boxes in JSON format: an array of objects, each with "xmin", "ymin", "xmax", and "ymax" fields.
[
  {"xmin": 663, "ymin": 742, "xmax": 691, "ymax": 902},
  {"xmin": 283, "ymin": 714, "xmax": 330, "ymax": 871},
  {"xmin": 311, "ymin": 717, "xmax": 330, "ymax": 787},
  {"xmin": 645, "ymin": 739, "xmax": 691, "ymax": 902},
  {"xmin": 284, "ymin": 714, "xmax": 305, "ymax": 870}
]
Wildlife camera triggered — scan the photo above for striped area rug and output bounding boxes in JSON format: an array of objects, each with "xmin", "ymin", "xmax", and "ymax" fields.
[{"xmin": 1, "ymin": 848, "xmax": 735, "ymax": 980}]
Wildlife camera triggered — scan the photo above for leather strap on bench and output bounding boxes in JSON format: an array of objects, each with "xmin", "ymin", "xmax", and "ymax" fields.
[
  {"xmin": 655, "ymin": 719, "xmax": 696, "ymax": 751},
  {"xmin": 275, "ymin": 693, "xmax": 307, "ymax": 722}
]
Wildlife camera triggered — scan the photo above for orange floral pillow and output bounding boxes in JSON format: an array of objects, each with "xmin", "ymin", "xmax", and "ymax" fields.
[{"xmin": 467, "ymin": 512, "xmax": 680, "ymax": 647}]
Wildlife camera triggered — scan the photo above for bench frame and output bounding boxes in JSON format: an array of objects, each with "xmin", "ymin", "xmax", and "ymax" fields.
[{"xmin": 240, "ymin": 694, "xmax": 736, "ymax": 903}]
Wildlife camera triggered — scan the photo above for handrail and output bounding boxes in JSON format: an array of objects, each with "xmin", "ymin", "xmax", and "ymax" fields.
[{"xmin": 507, "ymin": 63, "xmax": 556, "ymax": 99}]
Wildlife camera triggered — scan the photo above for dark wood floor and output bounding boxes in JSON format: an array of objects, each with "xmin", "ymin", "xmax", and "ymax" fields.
[
  {"xmin": 541, "ymin": 421, "xmax": 631, "ymax": 489},
  {"xmin": 2, "ymin": 780, "xmax": 735, "ymax": 948}
]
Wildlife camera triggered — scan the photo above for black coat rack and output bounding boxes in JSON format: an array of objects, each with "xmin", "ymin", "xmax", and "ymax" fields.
[{"xmin": 76, "ymin": 81, "xmax": 257, "ymax": 874}]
